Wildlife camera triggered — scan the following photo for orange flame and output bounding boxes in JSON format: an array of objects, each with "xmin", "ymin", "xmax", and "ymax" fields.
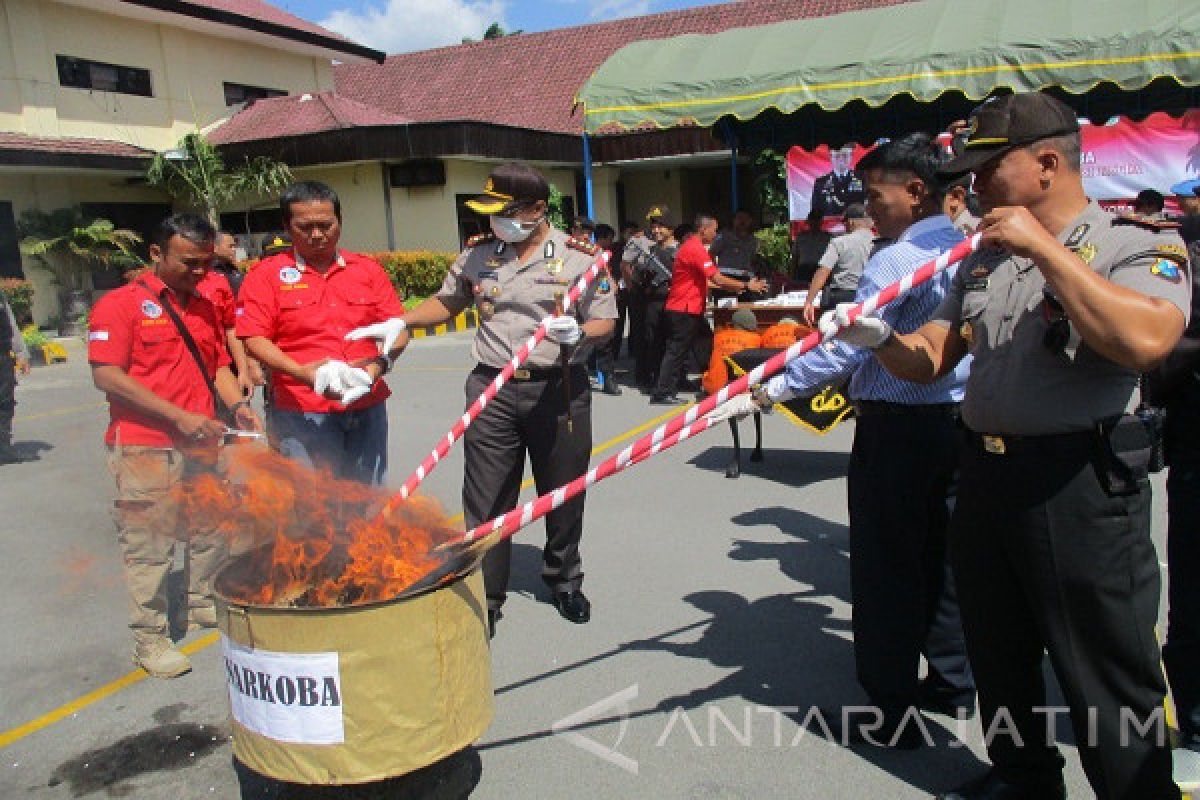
[{"xmin": 174, "ymin": 447, "xmax": 459, "ymax": 608}]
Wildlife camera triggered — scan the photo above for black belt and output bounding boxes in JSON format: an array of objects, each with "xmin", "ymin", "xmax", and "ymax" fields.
[
  {"xmin": 854, "ymin": 400, "xmax": 960, "ymax": 418},
  {"xmin": 964, "ymin": 427, "xmax": 1098, "ymax": 456},
  {"xmin": 474, "ymin": 364, "xmax": 585, "ymax": 382}
]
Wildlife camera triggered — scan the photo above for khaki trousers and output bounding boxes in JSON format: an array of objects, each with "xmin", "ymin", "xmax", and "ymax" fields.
[{"xmin": 107, "ymin": 445, "xmax": 227, "ymax": 645}]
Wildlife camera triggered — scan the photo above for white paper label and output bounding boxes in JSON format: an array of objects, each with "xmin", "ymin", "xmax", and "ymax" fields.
[{"xmin": 221, "ymin": 634, "xmax": 345, "ymax": 745}]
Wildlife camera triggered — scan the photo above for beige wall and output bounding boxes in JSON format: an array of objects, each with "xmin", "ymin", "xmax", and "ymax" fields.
[
  {"xmin": 622, "ymin": 167, "xmax": 684, "ymax": 228},
  {"xmin": 2, "ymin": 0, "xmax": 334, "ymax": 149},
  {"xmin": 588, "ymin": 166, "xmax": 620, "ymax": 229},
  {"xmin": 294, "ymin": 163, "xmax": 391, "ymax": 254}
]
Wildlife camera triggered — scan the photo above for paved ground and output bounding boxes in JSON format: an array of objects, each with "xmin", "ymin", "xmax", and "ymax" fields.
[{"xmin": 0, "ymin": 333, "xmax": 1175, "ymax": 799}]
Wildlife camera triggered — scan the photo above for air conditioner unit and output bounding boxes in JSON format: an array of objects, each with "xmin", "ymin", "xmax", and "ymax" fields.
[{"xmin": 389, "ymin": 160, "xmax": 446, "ymax": 187}]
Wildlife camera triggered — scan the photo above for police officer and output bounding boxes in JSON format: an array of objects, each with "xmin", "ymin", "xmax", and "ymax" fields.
[
  {"xmin": 0, "ymin": 286, "xmax": 30, "ymax": 464},
  {"xmin": 395, "ymin": 163, "xmax": 616, "ymax": 635},
  {"xmin": 810, "ymin": 145, "xmax": 866, "ymax": 220},
  {"xmin": 831, "ymin": 93, "xmax": 1188, "ymax": 800}
]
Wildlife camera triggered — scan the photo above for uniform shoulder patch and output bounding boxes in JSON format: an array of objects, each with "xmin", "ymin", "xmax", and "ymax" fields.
[
  {"xmin": 1155, "ymin": 243, "xmax": 1189, "ymax": 261},
  {"xmin": 466, "ymin": 232, "xmax": 496, "ymax": 248},
  {"xmin": 566, "ymin": 236, "xmax": 599, "ymax": 256},
  {"xmin": 1114, "ymin": 212, "xmax": 1182, "ymax": 232}
]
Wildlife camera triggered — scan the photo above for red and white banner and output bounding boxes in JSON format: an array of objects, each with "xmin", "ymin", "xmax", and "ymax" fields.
[{"xmin": 787, "ymin": 110, "xmax": 1200, "ymax": 222}]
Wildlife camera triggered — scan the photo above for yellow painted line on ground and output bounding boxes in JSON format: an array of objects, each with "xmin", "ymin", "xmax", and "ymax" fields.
[
  {"xmin": 15, "ymin": 402, "xmax": 105, "ymax": 423},
  {"xmin": 0, "ymin": 403, "xmax": 692, "ymax": 748},
  {"xmin": 0, "ymin": 632, "xmax": 219, "ymax": 749}
]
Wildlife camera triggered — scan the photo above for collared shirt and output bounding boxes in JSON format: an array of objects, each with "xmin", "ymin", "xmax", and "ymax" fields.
[
  {"xmin": 665, "ymin": 236, "xmax": 718, "ymax": 315},
  {"xmin": 818, "ymin": 227, "xmax": 875, "ymax": 292},
  {"xmin": 709, "ymin": 231, "xmax": 758, "ymax": 276},
  {"xmin": 437, "ymin": 228, "xmax": 617, "ymax": 369},
  {"xmin": 768, "ymin": 214, "xmax": 969, "ymax": 403},
  {"xmin": 88, "ymin": 272, "xmax": 231, "ymax": 447},
  {"xmin": 236, "ymin": 249, "xmax": 404, "ymax": 413},
  {"xmin": 196, "ymin": 270, "xmax": 236, "ymax": 329},
  {"xmin": 932, "ymin": 200, "xmax": 1192, "ymax": 435}
]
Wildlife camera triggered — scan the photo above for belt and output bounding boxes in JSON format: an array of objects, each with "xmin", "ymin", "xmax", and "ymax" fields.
[
  {"xmin": 853, "ymin": 400, "xmax": 960, "ymax": 418},
  {"xmin": 964, "ymin": 427, "xmax": 1097, "ymax": 456},
  {"xmin": 474, "ymin": 364, "xmax": 585, "ymax": 382}
]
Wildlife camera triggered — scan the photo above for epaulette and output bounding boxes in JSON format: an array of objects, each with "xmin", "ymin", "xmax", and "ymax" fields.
[
  {"xmin": 1114, "ymin": 212, "xmax": 1181, "ymax": 232},
  {"xmin": 566, "ymin": 236, "xmax": 599, "ymax": 256},
  {"xmin": 466, "ymin": 232, "xmax": 495, "ymax": 248}
]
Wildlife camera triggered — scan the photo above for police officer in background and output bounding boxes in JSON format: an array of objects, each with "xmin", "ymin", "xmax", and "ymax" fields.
[
  {"xmin": 0, "ymin": 287, "xmax": 30, "ymax": 464},
  {"xmin": 831, "ymin": 92, "xmax": 1188, "ymax": 800},
  {"xmin": 394, "ymin": 163, "xmax": 616, "ymax": 636}
]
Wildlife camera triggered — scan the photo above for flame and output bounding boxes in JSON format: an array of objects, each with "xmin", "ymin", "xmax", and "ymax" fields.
[{"xmin": 173, "ymin": 447, "xmax": 460, "ymax": 608}]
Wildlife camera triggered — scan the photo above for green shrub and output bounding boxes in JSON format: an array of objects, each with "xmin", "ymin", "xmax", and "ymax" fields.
[
  {"xmin": 365, "ymin": 251, "xmax": 456, "ymax": 301},
  {"xmin": 755, "ymin": 224, "xmax": 793, "ymax": 276},
  {"xmin": 1, "ymin": 279, "xmax": 35, "ymax": 326},
  {"xmin": 21, "ymin": 324, "xmax": 47, "ymax": 351}
]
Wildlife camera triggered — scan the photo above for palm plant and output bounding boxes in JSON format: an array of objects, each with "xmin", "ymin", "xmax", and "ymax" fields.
[{"xmin": 146, "ymin": 132, "xmax": 293, "ymax": 227}]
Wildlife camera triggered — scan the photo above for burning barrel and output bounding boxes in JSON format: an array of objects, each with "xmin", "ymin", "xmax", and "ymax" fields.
[{"xmin": 213, "ymin": 541, "xmax": 493, "ymax": 786}]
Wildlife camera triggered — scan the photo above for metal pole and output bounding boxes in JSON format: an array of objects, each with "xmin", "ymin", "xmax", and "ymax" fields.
[
  {"xmin": 582, "ymin": 132, "xmax": 595, "ymax": 218},
  {"xmin": 380, "ymin": 163, "xmax": 396, "ymax": 250}
]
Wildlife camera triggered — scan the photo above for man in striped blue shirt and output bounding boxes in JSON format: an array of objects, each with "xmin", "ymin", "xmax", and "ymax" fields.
[{"xmin": 710, "ymin": 133, "xmax": 975, "ymax": 747}]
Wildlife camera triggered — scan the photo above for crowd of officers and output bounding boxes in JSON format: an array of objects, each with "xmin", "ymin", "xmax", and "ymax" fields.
[{"xmin": 10, "ymin": 86, "xmax": 1181, "ymax": 798}]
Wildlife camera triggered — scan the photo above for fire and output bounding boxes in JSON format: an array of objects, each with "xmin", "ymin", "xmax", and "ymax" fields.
[{"xmin": 175, "ymin": 446, "xmax": 461, "ymax": 608}]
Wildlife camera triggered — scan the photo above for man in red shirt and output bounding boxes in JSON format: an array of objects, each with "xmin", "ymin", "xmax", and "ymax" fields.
[
  {"xmin": 650, "ymin": 213, "xmax": 767, "ymax": 404},
  {"xmin": 90, "ymin": 214, "xmax": 261, "ymax": 678},
  {"xmin": 237, "ymin": 182, "xmax": 406, "ymax": 484}
]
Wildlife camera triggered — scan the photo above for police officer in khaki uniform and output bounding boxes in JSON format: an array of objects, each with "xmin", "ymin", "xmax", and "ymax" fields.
[
  {"xmin": 395, "ymin": 163, "xmax": 616, "ymax": 636},
  {"xmin": 829, "ymin": 93, "xmax": 1189, "ymax": 800}
]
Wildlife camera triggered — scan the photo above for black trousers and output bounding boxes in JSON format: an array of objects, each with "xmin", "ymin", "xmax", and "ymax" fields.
[
  {"xmin": 0, "ymin": 350, "xmax": 15, "ymax": 447},
  {"xmin": 627, "ymin": 292, "xmax": 647, "ymax": 381},
  {"xmin": 1165, "ymin": 456, "xmax": 1200, "ymax": 752},
  {"xmin": 463, "ymin": 366, "xmax": 592, "ymax": 611},
  {"xmin": 609, "ymin": 290, "xmax": 629, "ymax": 362},
  {"xmin": 653, "ymin": 311, "xmax": 712, "ymax": 397},
  {"xmin": 638, "ymin": 296, "xmax": 668, "ymax": 388},
  {"xmin": 951, "ymin": 432, "xmax": 1177, "ymax": 799},
  {"xmin": 846, "ymin": 407, "xmax": 974, "ymax": 713}
]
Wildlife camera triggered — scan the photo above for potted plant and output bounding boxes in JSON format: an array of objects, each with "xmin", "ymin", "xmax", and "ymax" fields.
[{"xmin": 17, "ymin": 208, "xmax": 142, "ymax": 337}]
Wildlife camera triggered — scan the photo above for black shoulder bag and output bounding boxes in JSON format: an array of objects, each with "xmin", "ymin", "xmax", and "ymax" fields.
[{"xmin": 137, "ymin": 279, "xmax": 233, "ymax": 425}]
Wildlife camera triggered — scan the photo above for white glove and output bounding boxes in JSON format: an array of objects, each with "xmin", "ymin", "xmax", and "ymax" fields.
[
  {"xmin": 345, "ymin": 317, "xmax": 407, "ymax": 355},
  {"xmin": 314, "ymin": 360, "xmax": 352, "ymax": 396},
  {"xmin": 704, "ymin": 392, "xmax": 762, "ymax": 424},
  {"xmin": 818, "ymin": 303, "xmax": 894, "ymax": 350},
  {"xmin": 544, "ymin": 315, "xmax": 583, "ymax": 347},
  {"xmin": 337, "ymin": 367, "xmax": 374, "ymax": 406}
]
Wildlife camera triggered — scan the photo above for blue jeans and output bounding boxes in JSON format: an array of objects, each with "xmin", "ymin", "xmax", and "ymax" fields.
[{"xmin": 269, "ymin": 403, "xmax": 388, "ymax": 485}]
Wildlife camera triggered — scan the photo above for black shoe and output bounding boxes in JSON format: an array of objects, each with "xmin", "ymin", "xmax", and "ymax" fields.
[
  {"xmin": 827, "ymin": 707, "xmax": 930, "ymax": 750},
  {"xmin": 649, "ymin": 394, "xmax": 684, "ymax": 405},
  {"xmin": 601, "ymin": 373, "xmax": 622, "ymax": 396},
  {"xmin": 0, "ymin": 445, "xmax": 21, "ymax": 465},
  {"xmin": 937, "ymin": 771, "xmax": 1066, "ymax": 800},
  {"xmin": 917, "ymin": 681, "xmax": 976, "ymax": 719},
  {"xmin": 551, "ymin": 590, "xmax": 591, "ymax": 624},
  {"xmin": 487, "ymin": 608, "xmax": 502, "ymax": 639}
]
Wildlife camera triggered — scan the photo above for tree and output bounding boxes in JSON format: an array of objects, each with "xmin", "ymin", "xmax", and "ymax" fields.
[
  {"xmin": 752, "ymin": 149, "xmax": 790, "ymax": 226},
  {"xmin": 146, "ymin": 132, "xmax": 293, "ymax": 227},
  {"xmin": 462, "ymin": 21, "xmax": 522, "ymax": 43}
]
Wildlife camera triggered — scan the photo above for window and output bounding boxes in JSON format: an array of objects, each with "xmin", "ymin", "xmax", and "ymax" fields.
[
  {"xmin": 223, "ymin": 82, "xmax": 286, "ymax": 107},
  {"xmin": 56, "ymin": 56, "xmax": 152, "ymax": 97}
]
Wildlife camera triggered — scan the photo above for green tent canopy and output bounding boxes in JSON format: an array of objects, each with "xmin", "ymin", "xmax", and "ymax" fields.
[{"xmin": 577, "ymin": 0, "xmax": 1200, "ymax": 135}]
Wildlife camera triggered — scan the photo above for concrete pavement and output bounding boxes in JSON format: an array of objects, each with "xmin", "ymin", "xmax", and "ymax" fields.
[{"xmin": 0, "ymin": 333, "xmax": 1174, "ymax": 798}]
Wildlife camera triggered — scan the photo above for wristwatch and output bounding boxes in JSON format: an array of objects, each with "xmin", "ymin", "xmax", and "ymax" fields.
[
  {"xmin": 751, "ymin": 384, "xmax": 774, "ymax": 410},
  {"xmin": 372, "ymin": 353, "xmax": 395, "ymax": 375}
]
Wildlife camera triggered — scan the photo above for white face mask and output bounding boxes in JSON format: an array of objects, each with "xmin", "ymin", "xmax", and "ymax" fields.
[{"xmin": 490, "ymin": 214, "xmax": 542, "ymax": 243}]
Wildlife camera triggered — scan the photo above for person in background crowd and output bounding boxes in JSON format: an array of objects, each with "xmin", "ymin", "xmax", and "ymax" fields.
[
  {"xmin": 942, "ymin": 173, "xmax": 981, "ymax": 234},
  {"xmin": 760, "ymin": 316, "xmax": 803, "ymax": 349},
  {"xmin": 0, "ymin": 286, "xmax": 30, "ymax": 465},
  {"xmin": 633, "ymin": 208, "xmax": 679, "ymax": 391},
  {"xmin": 211, "ymin": 231, "xmax": 244, "ymax": 294},
  {"xmin": 197, "ymin": 232, "xmax": 258, "ymax": 397},
  {"xmin": 259, "ymin": 231, "xmax": 291, "ymax": 258},
  {"xmin": 393, "ymin": 163, "xmax": 616, "ymax": 636},
  {"xmin": 709, "ymin": 210, "xmax": 762, "ymax": 287},
  {"xmin": 1133, "ymin": 188, "xmax": 1166, "ymax": 218},
  {"xmin": 590, "ymin": 223, "xmax": 621, "ymax": 395},
  {"xmin": 650, "ymin": 213, "xmax": 767, "ymax": 405},
  {"xmin": 801, "ymin": 204, "xmax": 875, "ymax": 326},
  {"xmin": 1172, "ymin": 179, "xmax": 1200, "ymax": 256},
  {"xmin": 238, "ymin": 181, "xmax": 407, "ymax": 485},
  {"xmin": 1144, "ymin": 232, "xmax": 1200, "ymax": 793},
  {"xmin": 674, "ymin": 222, "xmax": 695, "ymax": 243},
  {"xmin": 710, "ymin": 133, "xmax": 976, "ymax": 749},
  {"xmin": 620, "ymin": 217, "xmax": 655, "ymax": 389},
  {"xmin": 89, "ymin": 213, "xmax": 262, "ymax": 678},
  {"xmin": 570, "ymin": 216, "xmax": 596, "ymax": 241},
  {"xmin": 702, "ymin": 308, "xmax": 761, "ymax": 395},
  {"xmin": 791, "ymin": 209, "xmax": 833, "ymax": 283},
  {"xmin": 830, "ymin": 92, "xmax": 1186, "ymax": 800}
]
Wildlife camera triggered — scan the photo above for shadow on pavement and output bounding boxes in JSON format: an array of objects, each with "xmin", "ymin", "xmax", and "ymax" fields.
[{"xmin": 687, "ymin": 446, "xmax": 850, "ymax": 489}]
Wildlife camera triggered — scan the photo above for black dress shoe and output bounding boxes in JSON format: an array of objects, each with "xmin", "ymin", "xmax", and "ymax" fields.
[
  {"xmin": 936, "ymin": 771, "xmax": 1066, "ymax": 800},
  {"xmin": 601, "ymin": 373, "xmax": 622, "ymax": 396},
  {"xmin": 552, "ymin": 590, "xmax": 591, "ymax": 624},
  {"xmin": 649, "ymin": 394, "xmax": 684, "ymax": 405},
  {"xmin": 487, "ymin": 608, "xmax": 502, "ymax": 639}
]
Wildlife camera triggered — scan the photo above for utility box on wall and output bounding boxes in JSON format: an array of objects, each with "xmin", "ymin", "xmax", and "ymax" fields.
[{"xmin": 389, "ymin": 160, "xmax": 447, "ymax": 188}]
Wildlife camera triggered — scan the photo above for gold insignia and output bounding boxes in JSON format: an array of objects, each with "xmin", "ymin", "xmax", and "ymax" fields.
[
  {"xmin": 1073, "ymin": 243, "xmax": 1098, "ymax": 265},
  {"xmin": 970, "ymin": 265, "xmax": 989, "ymax": 278},
  {"xmin": 466, "ymin": 232, "xmax": 495, "ymax": 248},
  {"xmin": 485, "ymin": 258, "xmax": 502, "ymax": 268},
  {"xmin": 566, "ymin": 236, "xmax": 599, "ymax": 256},
  {"xmin": 546, "ymin": 258, "xmax": 564, "ymax": 275},
  {"xmin": 1157, "ymin": 243, "xmax": 1188, "ymax": 259},
  {"xmin": 960, "ymin": 321, "xmax": 974, "ymax": 345},
  {"xmin": 490, "ymin": 285, "xmax": 501, "ymax": 297},
  {"xmin": 484, "ymin": 178, "xmax": 494, "ymax": 192}
]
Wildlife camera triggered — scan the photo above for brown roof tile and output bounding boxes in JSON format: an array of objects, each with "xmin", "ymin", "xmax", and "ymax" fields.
[
  {"xmin": 208, "ymin": 91, "xmax": 409, "ymax": 145},
  {"xmin": 334, "ymin": 0, "xmax": 912, "ymax": 135},
  {"xmin": 0, "ymin": 133, "xmax": 152, "ymax": 158},
  {"xmin": 124, "ymin": 0, "xmax": 356, "ymax": 45}
]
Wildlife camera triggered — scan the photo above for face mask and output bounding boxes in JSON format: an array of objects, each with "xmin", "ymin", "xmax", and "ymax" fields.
[{"xmin": 490, "ymin": 214, "xmax": 542, "ymax": 243}]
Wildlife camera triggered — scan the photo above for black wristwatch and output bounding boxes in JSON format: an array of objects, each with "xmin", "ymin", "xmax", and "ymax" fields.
[{"xmin": 372, "ymin": 354, "xmax": 394, "ymax": 375}]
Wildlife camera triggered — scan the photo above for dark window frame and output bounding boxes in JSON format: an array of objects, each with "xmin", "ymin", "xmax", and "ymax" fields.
[
  {"xmin": 223, "ymin": 82, "xmax": 287, "ymax": 107},
  {"xmin": 56, "ymin": 55, "xmax": 153, "ymax": 98}
]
